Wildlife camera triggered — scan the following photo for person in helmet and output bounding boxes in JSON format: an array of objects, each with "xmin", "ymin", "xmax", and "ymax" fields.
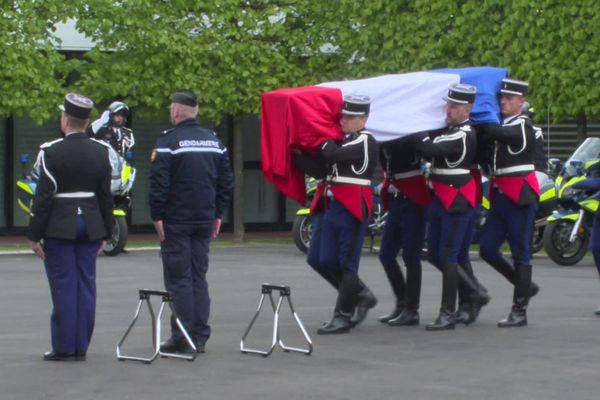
[{"xmin": 88, "ymin": 101, "xmax": 135, "ymax": 157}]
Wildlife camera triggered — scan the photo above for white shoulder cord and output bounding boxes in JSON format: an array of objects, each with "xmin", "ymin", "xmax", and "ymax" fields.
[
  {"xmin": 351, "ymin": 134, "xmax": 369, "ymax": 175},
  {"xmin": 507, "ymin": 118, "xmax": 527, "ymax": 155}
]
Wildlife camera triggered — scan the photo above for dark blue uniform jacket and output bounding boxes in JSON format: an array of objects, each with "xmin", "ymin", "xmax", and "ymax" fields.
[{"xmin": 149, "ymin": 119, "xmax": 233, "ymax": 230}]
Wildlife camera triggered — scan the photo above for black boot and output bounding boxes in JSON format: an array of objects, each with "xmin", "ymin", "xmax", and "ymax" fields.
[
  {"xmin": 426, "ymin": 309, "xmax": 455, "ymax": 331},
  {"xmin": 318, "ymin": 273, "xmax": 360, "ymax": 334},
  {"xmin": 387, "ymin": 263, "xmax": 421, "ymax": 326},
  {"xmin": 388, "ymin": 308, "xmax": 420, "ymax": 326},
  {"xmin": 426, "ymin": 263, "xmax": 458, "ymax": 331},
  {"xmin": 349, "ymin": 279, "xmax": 378, "ymax": 327},
  {"xmin": 488, "ymin": 258, "xmax": 539, "ymax": 297},
  {"xmin": 498, "ymin": 265, "xmax": 531, "ymax": 328},
  {"xmin": 497, "ymin": 304, "xmax": 527, "ymax": 327},
  {"xmin": 313, "ymin": 267, "xmax": 341, "ymax": 290},
  {"xmin": 378, "ymin": 302, "xmax": 405, "ymax": 323},
  {"xmin": 377, "ymin": 259, "xmax": 406, "ymax": 323},
  {"xmin": 317, "ymin": 312, "xmax": 352, "ymax": 334},
  {"xmin": 454, "ymin": 303, "xmax": 472, "ymax": 325}
]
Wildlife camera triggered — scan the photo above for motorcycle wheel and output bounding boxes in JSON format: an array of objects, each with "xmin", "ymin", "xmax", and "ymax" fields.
[
  {"xmin": 531, "ymin": 226, "xmax": 545, "ymax": 254},
  {"xmin": 292, "ymin": 214, "xmax": 312, "ymax": 254},
  {"xmin": 542, "ymin": 220, "xmax": 589, "ymax": 266},
  {"xmin": 104, "ymin": 215, "xmax": 128, "ymax": 256}
]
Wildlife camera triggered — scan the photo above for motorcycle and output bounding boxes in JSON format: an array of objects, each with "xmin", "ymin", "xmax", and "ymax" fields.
[
  {"xmin": 542, "ymin": 137, "xmax": 600, "ymax": 266},
  {"xmin": 16, "ymin": 147, "xmax": 136, "ymax": 256},
  {"xmin": 292, "ymin": 178, "xmax": 387, "ymax": 254}
]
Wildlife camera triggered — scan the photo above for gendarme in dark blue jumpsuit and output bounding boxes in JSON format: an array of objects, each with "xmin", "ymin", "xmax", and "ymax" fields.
[
  {"xmin": 377, "ymin": 136, "xmax": 431, "ymax": 326},
  {"xmin": 150, "ymin": 118, "xmax": 233, "ymax": 348}
]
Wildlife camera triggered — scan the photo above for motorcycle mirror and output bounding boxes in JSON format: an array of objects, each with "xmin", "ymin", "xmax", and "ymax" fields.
[
  {"xmin": 19, "ymin": 154, "xmax": 29, "ymax": 165},
  {"xmin": 125, "ymin": 151, "xmax": 135, "ymax": 162},
  {"xmin": 570, "ymin": 160, "xmax": 584, "ymax": 175}
]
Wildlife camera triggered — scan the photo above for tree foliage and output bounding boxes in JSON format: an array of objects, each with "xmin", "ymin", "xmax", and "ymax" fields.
[{"xmin": 0, "ymin": 0, "xmax": 599, "ymax": 123}]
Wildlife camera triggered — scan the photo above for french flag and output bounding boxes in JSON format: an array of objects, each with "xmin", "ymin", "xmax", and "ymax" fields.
[{"xmin": 261, "ymin": 67, "xmax": 508, "ymax": 204}]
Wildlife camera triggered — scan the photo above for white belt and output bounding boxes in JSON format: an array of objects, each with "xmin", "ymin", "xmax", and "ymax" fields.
[
  {"xmin": 329, "ymin": 176, "xmax": 371, "ymax": 186},
  {"xmin": 430, "ymin": 168, "xmax": 470, "ymax": 176},
  {"xmin": 54, "ymin": 192, "xmax": 95, "ymax": 198},
  {"xmin": 392, "ymin": 170, "xmax": 421, "ymax": 180},
  {"xmin": 495, "ymin": 164, "xmax": 534, "ymax": 175}
]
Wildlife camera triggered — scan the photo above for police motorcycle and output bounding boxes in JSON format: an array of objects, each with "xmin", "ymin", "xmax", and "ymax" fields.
[
  {"xmin": 15, "ymin": 146, "xmax": 136, "ymax": 256},
  {"xmin": 542, "ymin": 137, "xmax": 600, "ymax": 266},
  {"xmin": 292, "ymin": 178, "xmax": 387, "ymax": 254},
  {"xmin": 104, "ymin": 147, "xmax": 136, "ymax": 256}
]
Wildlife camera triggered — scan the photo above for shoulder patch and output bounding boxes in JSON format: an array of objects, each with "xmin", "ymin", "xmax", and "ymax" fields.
[{"xmin": 39, "ymin": 138, "xmax": 63, "ymax": 149}]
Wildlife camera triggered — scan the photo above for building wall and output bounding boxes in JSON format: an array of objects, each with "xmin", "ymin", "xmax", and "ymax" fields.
[{"xmin": 1, "ymin": 112, "xmax": 299, "ymax": 231}]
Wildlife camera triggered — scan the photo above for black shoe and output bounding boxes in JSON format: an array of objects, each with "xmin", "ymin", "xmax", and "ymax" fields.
[
  {"xmin": 194, "ymin": 343, "xmax": 206, "ymax": 354},
  {"xmin": 378, "ymin": 304, "xmax": 404, "ymax": 324},
  {"xmin": 454, "ymin": 306, "xmax": 472, "ymax": 325},
  {"xmin": 74, "ymin": 352, "xmax": 87, "ymax": 361},
  {"xmin": 349, "ymin": 290, "xmax": 378, "ymax": 328},
  {"xmin": 159, "ymin": 338, "xmax": 194, "ymax": 353},
  {"xmin": 459, "ymin": 292, "xmax": 491, "ymax": 325},
  {"xmin": 387, "ymin": 309, "xmax": 419, "ymax": 326},
  {"xmin": 317, "ymin": 314, "xmax": 351, "ymax": 335},
  {"xmin": 43, "ymin": 351, "xmax": 77, "ymax": 361},
  {"xmin": 594, "ymin": 308, "xmax": 600, "ymax": 316},
  {"xmin": 497, "ymin": 307, "xmax": 527, "ymax": 327},
  {"xmin": 530, "ymin": 282, "xmax": 540, "ymax": 297},
  {"xmin": 425, "ymin": 310, "xmax": 455, "ymax": 331}
]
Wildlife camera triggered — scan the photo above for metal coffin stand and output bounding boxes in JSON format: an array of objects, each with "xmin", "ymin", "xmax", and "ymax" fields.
[
  {"xmin": 240, "ymin": 284, "xmax": 313, "ymax": 357},
  {"xmin": 116, "ymin": 289, "xmax": 197, "ymax": 363}
]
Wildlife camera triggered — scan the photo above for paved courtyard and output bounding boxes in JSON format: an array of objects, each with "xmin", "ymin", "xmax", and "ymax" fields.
[{"xmin": 0, "ymin": 245, "xmax": 599, "ymax": 400}]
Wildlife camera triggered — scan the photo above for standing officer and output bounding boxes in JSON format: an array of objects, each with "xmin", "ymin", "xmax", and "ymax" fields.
[
  {"xmin": 88, "ymin": 101, "xmax": 135, "ymax": 157},
  {"xmin": 414, "ymin": 84, "xmax": 481, "ymax": 331},
  {"xmin": 28, "ymin": 93, "xmax": 114, "ymax": 361},
  {"xmin": 377, "ymin": 136, "xmax": 430, "ymax": 326},
  {"xmin": 479, "ymin": 79, "xmax": 540, "ymax": 327},
  {"xmin": 150, "ymin": 90, "xmax": 233, "ymax": 353},
  {"xmin": 296, "ymin": 95, "xmax": 379, "ymax": 334}
]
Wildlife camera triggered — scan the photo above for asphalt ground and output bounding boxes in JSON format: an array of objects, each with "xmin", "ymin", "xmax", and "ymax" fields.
[{"xmin": 1, "ymin": 245, "xmax": 599, "ymax": 400}]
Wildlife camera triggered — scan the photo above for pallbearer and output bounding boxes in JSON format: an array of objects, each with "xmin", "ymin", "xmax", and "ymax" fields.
[
  {"xmin": 414, "ymin": 84, "xmax": 479, "ymax": 331},
  {"xmin": 479, "ymin": 79, "xmax": 540, "ymax": 327},
  {"xmin": 377, "ymin": 136, "xmax": 430, "ymax": 326},
  {"xmin": 294, "ymin": 95, "xmax": 379, "ymax": 334}
]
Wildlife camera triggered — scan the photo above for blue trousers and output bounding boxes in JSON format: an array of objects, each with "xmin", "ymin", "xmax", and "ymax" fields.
[
  {"xmin": 44, "ymin": 215, "xmax": 100, "ymax": 354},
  {"xmin": 590, "ymin": 214, "xmax": 600, "ymax": 278},
  {"xmin": 307, "ymin": 200, "xmax": 367, "ymax": 275},
  {"xmin": 161, "ymin": 223, "xmax": 211, "ymax": 345},
  {"xmin": 379, "ymin": 195, "xmax": 426, "ymax": 267},
  {"xmin": 427, "ymin": 198, "xmax": 473, "ymax": 268},
  {"xmin": 479, "ymin": 193, "xmax": 536, "ymax": 268}
]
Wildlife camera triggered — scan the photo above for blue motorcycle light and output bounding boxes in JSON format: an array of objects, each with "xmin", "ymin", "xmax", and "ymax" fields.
[
  {"xmin": 19, "ymin": 154, "xmax": 29, "ymax": 164},
  {"xmin": 126, "ymin": 151, "xmax": 135, "ymax": 162}
]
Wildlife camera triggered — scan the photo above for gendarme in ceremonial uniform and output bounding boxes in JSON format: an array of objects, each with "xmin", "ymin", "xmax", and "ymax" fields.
[
  {"xmin": 479, "ymin": 78, "xmax": 540, "ymax": 327},
  {"xmin": 414, "ymin": 84, "xmax": 485, "ymax": 331},
  {"xmin": 377, "ymin": 136, "xmax": 430, "ymax": 326},
  {"xmin": 28, "ymin": 93, "xmax": 114, "ymax": 361},
  {"xmin": 294, "ymin": 95, "xmax": 379, "ymax": 334}
]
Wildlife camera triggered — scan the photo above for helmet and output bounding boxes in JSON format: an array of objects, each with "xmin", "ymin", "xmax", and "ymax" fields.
[
  {"xmin": 108, "ymin": 101, "xmax": 129, "ymax": 116},
  {"xmin": 521, "ymin": 101, "xmax": 535, "ymax": 118}
]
